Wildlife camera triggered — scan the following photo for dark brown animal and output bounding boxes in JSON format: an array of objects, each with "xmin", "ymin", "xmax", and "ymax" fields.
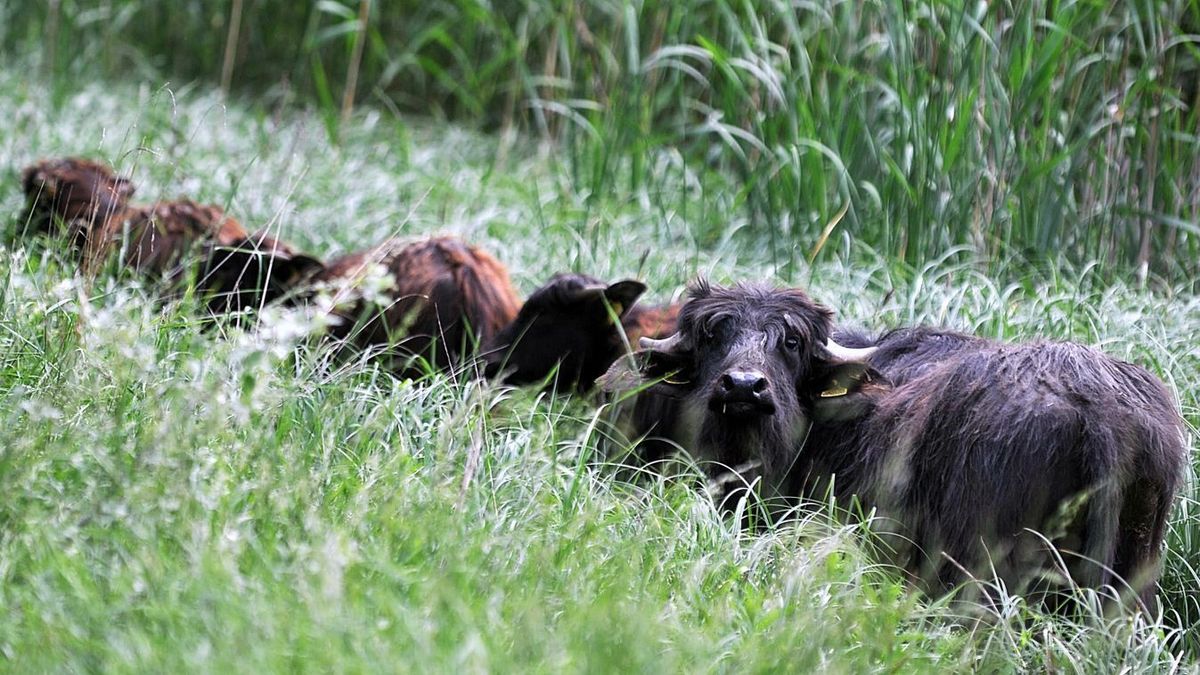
[
  {"xmin": 194, "ymin": 230, "xmax": 326, "ymax": 316},
  {"xmin": 312, "ymin": 236, "xmax": 521, "ymax": 377},
  {"xmin": 20, "ymin": 157, "xmax": 135, "ymax": 247},
  {"xmin": 21, "ymin": 157, "xmax": 325, "ymax": 319},
  {"xmin": 609, "ymin": 281, "xmax": 1186, "ymax": 610},
  {"xmin": 483, "ymin": 273, "xmax": 680, "ymax": 392},
  {"xmin": 87, "ymin": 199, "xmax": 250, "ymax": 277},
  {"xmin": 21, "ymin": 158, "xmax": 251, "ymax": 276}
]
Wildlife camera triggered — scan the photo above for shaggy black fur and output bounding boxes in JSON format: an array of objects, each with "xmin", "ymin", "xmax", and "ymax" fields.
[
  {"xmin": 621, "ymin": 282, "xmax": 1187, "ymax": 609},
  {"xmin": 631, "ymin": 281, "xmax": 843, "ymax": 498},
  {"xmin": 483, "ymin": 273, "xmax": 647, "ymax": 391}
]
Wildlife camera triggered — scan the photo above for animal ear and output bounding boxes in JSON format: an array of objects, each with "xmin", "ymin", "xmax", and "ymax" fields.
[
  {"xmin": 598, "ymin": 332, "xmax": 695, "ymax": 398},
  {"xmin": 198, "ymin": 246, "xmax": 263, "ymax": 289},
  {"xmin": 198, "ymin": 238, "xmax": 325, "ymax": 312},
  {"xmin": 22, "ymin": 165, "xmax": 64, "ymax": 203},
  {"xmin": 241, "ymin": 231, "xmax": 325, "ymax": 284},
  {"xmin": 805, "ymin": 359, "xmax": 887, "ymax": 423},
  {"xmin": 21, "ymin": 165, "xmax": 46, "ymax": 196},
  {"xmin": 280, "ymin": 253, "xmax": 325, "ymax": 285},
  {"xmin": 603, "ymin": 280, "xmax": 647, "ymax": 317},
  {"xmin": 112, "ymin": 175, "xmax": 136, "ymax": 200}
]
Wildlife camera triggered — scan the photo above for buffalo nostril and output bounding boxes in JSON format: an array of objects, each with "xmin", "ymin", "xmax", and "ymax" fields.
[{"xmin": 721, "ymin": 371, "xmax": 769, "ymax": 396}]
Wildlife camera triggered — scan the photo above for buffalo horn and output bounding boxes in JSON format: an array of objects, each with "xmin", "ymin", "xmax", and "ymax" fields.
[
  {"xmin": 639, "ymin": 332, "xmax": 683, "ymax": 352},
  {"xmin": 825, "ymin": 338, "xmax": 877, "ymax": 362}
]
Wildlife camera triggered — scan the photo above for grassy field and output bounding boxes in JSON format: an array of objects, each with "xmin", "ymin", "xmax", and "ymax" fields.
[
  {"xmin": 0, "ymin": 67, "xmax": 1198, "ymax": 672},
  {"xmin": 1, "ymin": 1, "xmax": 1199, "ymax": 672}
]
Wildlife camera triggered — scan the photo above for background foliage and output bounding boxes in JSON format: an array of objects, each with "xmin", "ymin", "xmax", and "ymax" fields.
[{"xmin": 3, "ymin": 0, "xmax": 1200, "ymax": 277}]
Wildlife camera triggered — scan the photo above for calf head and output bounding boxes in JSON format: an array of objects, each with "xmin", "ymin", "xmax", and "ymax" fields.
[
  {"xmin": 484, "ymin": 273, "xmax": 647, "ymax": 391},
  {"xmin": 615, "ymin": 281, "xmax": 879, "ymax": 497},
  {"xmin": 21, "ymin": 157, "xmax": 135, "ymax": 245},
  {"xmin": 196, "ymin": 230, "xmax": 325, "ymax": 316}
]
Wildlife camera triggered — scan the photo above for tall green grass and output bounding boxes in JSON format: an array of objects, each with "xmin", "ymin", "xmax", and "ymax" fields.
[
  {"xmin": 0, "ymin": 67, "xmax": 1198, "ymax": 670},
  {"xmin": 4, "ymin": 0, "xmax": 1199, "ymax": 276}
]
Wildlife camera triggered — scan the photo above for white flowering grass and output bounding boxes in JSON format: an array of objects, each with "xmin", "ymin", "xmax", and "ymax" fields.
[{"xmin": 0, "ymin": 72, "xmax": 1196, "ymax": 672}]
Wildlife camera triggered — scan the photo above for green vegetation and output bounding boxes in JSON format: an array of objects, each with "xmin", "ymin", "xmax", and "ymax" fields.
[
  {"xmin": 0, "ymin": 0, "xmax": 1198, "ymax": 671},
  {"xmin": 4, "ymin": 0, "xmax": 1200, "ymax": 274}
]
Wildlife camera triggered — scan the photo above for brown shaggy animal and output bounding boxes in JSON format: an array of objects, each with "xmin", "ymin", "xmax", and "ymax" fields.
[
  {"xmin": 311, "ymin": 236, "xmax": 521, "ymax": 377},
  {"xmin": 21, "ymin": 157, "xmax": 325, "ymax": 319},
  {"xmin": 87, "ymin": 199, "xmax": 250, "ymax": 277},
  {"xmin": 22, "ymin": 157, "xmax": 250, "ymax": 277},
  {"xmin": 21, "ymin": 157, "xmax": 135, "ymax": 247}
]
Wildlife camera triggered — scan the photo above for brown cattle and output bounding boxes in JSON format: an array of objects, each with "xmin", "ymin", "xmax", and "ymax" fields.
[
  {"xmin": 22, "ymin": 158, "xmax": 250, "ymax": 276},
  {"xmin": 20, "ymin": 157, "xmax": 135, "ymax": 247},
  {"xmin": 21, "ymin": 157, "xmax": 324, "ymax": 319},
  {"xmin": 311, "ymin": 236, "xmax": 520, "ymax": 377}
]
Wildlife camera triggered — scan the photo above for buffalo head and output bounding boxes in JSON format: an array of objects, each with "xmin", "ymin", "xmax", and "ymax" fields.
[
  {"xmin": 609, "ymin": 281, "xmax": 879, "ymax": 498},
  {"xmin": 195, "ymin": 230, "xmax": 325, "ymax": 316},
  {"xmin": 21, "ymin": 157, "xmax": 135, "ymax": 246},
  {"xmin": 485, "ymin": 273, "xmax": 647, "ymax": 391}
]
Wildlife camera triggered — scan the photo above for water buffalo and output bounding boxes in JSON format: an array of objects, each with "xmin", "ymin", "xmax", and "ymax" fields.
[
  {"xmin": 20, "ymin": 157, "xmax": 135, "ymax": 248},
  {"xmin": 90, "ymin": 199, "xmax": 250, "ymax": 277},
  {"xmin": 311, "ymin": 236, "xmax": 521, "ymax": 378},
  {"xmin": 21, "ymin": 159, "xmax": 253, "ymax": 276},
  {"xmin": 20, "ymin": 157, "xmax": 328, "ymax": 320},
  {"xmin": 607, "ymin": 281, "xmax": 1186, "ymax": 609},
  {"xmin": 195, "ymin": 230, "xmax": 325, "ymax": 316},
  {"xmin": 483, "ymin": 273, "xmax": 680, "ymax": 392}
]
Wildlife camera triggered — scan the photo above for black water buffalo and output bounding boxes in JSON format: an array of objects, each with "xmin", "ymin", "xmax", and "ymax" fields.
[
  {"xmin": 195, "ymin": 230, "xmax": 326, "ymax": 317},
  {"xmin": 608, "ymin": 281, "xmax": 1186, "ymax": 609},
  {"xmin": 483, "ymin": 273, "xmax": 680, "ymax": 392}
]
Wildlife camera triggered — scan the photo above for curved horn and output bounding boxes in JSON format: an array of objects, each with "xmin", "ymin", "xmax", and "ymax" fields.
[
  {"xmin": 825, "ymin": 338, "xmax": 877, "ymax": 362},
  {"xmin": 639, "ymin": 332, "xmax": 683, "ymax": 352}
]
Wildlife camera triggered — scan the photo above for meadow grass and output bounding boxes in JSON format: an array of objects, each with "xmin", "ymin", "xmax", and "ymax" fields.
[
  {"xmin": 0, "ymin": 66, "xmax": 1197, "ymax": 672},
  {"xmin": 3, "ymin": 0, "xmax": 1200, "ymax": 275}
]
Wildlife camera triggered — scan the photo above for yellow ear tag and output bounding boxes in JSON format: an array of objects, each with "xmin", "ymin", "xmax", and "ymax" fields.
[{"xmin": 819, "ymin": 386, "xmax": 849, "ymax": 398}]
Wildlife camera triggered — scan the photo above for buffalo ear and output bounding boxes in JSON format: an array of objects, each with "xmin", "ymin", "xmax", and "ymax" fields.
[
  {"xmin": 805, "ymin": 360, "xmax": 888, "ymax": 423},
  {"xmin": 111, "ymin": 175, "xmax": 136, "ymax": 201},
  {"xmin": 281, "ymin": 253, "xmax": 325, "ymax": 285},
  {"xmin": 603, "ymin": 280, "xmax": 647, "ymax": 317},
  {"xmin": 198, "ymin": 242, "xmax": 325, "ymax": 312},
  {"xmin": 21, "ymin": 165, "xmax": 47, "ymax": 197},
  {"xmin": 239, "ymin": 231, "xmax": 325, "ymax": 288}
]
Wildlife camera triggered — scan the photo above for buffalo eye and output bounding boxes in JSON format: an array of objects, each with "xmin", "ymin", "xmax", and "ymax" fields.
[{"xmin": 783, "ymin": 335, "xmax": 800, "ymax": 351}]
